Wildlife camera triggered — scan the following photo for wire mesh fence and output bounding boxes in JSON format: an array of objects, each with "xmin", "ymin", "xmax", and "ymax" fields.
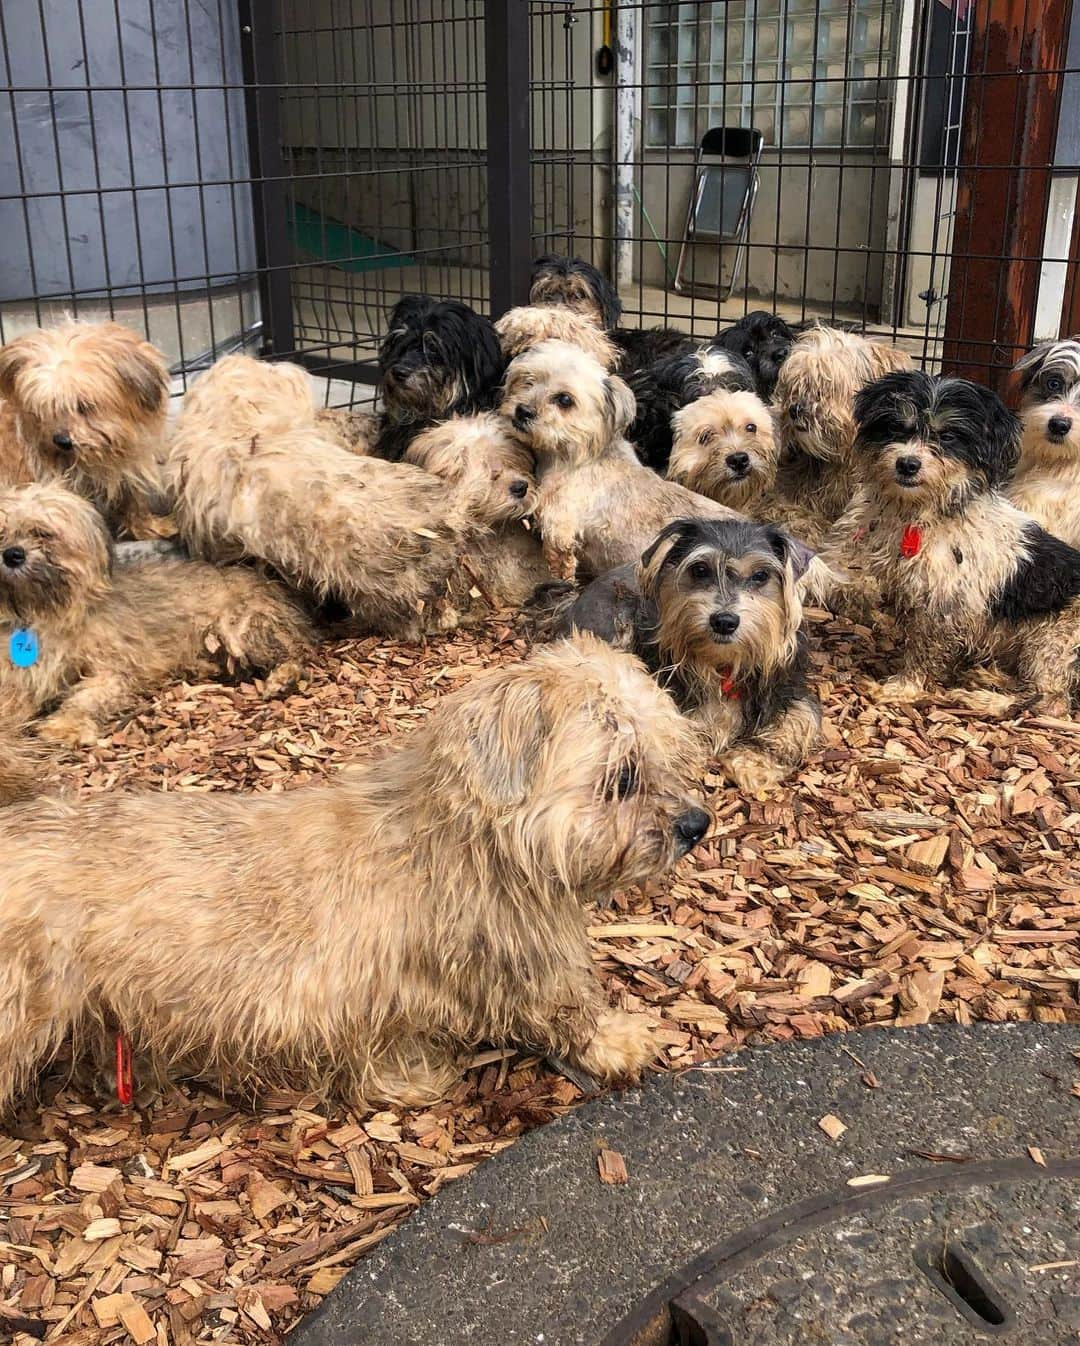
[{"xmin": 0, "ymin": 0, "xmax": 1076, "ymax": 405}]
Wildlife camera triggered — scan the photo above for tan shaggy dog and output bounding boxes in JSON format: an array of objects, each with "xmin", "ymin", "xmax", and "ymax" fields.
[
  {"xmin": 773, "ymin": 325, "xmax": 912, "ymax": 527},
  {"xmin": 495, "ymin": 305, "xmax": 618, "ymax": 368},
  {"xmin": 168, "ymin": 356, "xmax": 514, "ymax": 638},
  {"xmin": 404, "ymin": 412, "xmax": 552, "ymax": 609},
  {"xmin": 1006, "ymin": 337, "xmax": 1080, "ymax": 548},
  {"xmin": 666, "ymin": 388, "xmax": 779, "ymax": 513},
  {"xmin": 501, "ymin": 340, "xmax": 737, "ymax": 583},
  {"xmin": 0, "ymin": 320, "xmax": 171, "ymax": 538},
  {"xmin": 0, "ymin": 636, "xmax": 710, "ymax": 1113},
  {"xmin": 0, "ymin": 482, "xmax": 313, "ymax": 748}
]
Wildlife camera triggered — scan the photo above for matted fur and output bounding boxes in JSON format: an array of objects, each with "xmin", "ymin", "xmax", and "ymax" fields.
[
  {"xmin": 500, "ymin": 340, "xmax": 738, "ymax": 583},
  {"xmin": 833, "ymin": 371, "xmax": 1080, "ymax": 712},
  {"xmin": 773, "ymin": 325, "xmax": 912, "ymax": 524},
  {"xmin": 0, "ymin": 482, "xmax": 314, "ymax": 747},
  {"xmin": 1007, "ymin": 336, "xmax": 1080, "ymax": 547},
  {"xmin": 168, "ymin": 356, "xmax": 509, "ymax": 638},
  {"xmin": 667, "ymin": 389, "xmax": 779, "ymax": 512},
  {"xmin": 542, "ymin": 518, "xmax": 820, "ymax": 791},
  {"xmin": 0, "ymin": 636, "xmax": 709, "ymax": 1112},
  {"xmin": 495, "ymin": 306, "xmax": 618, "ymax": 368},
  {"xmin": 315, "ymin": 406, "xmax": 380, "ymax": 456},
  {"xmin": 405, "ymin": 413, "xmax": 552, "ymax": 609},
  {"xmin": 0, "ymin": 320, "xmax": 170, "ymax": 539}
]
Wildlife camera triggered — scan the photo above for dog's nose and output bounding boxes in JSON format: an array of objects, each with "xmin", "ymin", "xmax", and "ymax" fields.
[
  {"xmin": 673, "ymin": 807, "xmax": 710, "ymax": 855},
  {"xmin": 509, "ymin": 478, "xmax": 529, "ymax": 498},
  {"xmin": 390, "ymin": 363, "xmax": 412, "ymax": 381},
  {"xmin": 52, "ymin": 431, "xmax": 73, "ymax": 451},
  {"xmin": 2, "ymin": 545, "xmax": 26, "ymax": 569},
  {"xmin": 895, "ymin": 454, "xmax": 922, "ymax": 479},
  {"xmin": 725, "ymin": 451, "xmax": 750, "ymax": 474},
  {"xmin": 1048, "ymin": 414, "xmax": 1072, "ymax": 439},
  {"xmin": 514, "ymin": 404, "xmax": 535, "ymax": 425},
  {"xmin": 709, "ymin": 611, "xmax": 740, "ymax": 636}
]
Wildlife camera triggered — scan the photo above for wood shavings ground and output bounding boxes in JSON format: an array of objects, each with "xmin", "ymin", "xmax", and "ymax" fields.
[{"xmin": 1, "ymin": 610, "xmax": 1077, "ymax": 1342}]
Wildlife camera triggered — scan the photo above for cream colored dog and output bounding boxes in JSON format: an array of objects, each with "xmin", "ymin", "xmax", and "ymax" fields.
[
  {"xmin": 0, "ymin": 636, "xmax": 709, "ymax": 1111},
  {"xmin": 0, "ymin": 320, "xmax": 171, "ymax": 538},
  {"xmin": 501, "ymin": 340, "xmax": 738, "ymax": 583},
  {"xmin": 168, "ymin": 356, "xmax": 513, "ymax": 638}
]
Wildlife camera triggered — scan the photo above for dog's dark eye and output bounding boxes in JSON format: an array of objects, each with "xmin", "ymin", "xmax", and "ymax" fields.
[
  {"xmin": 1045, "ymin": 374, "xmax": 1065, "ymax": 394},
  {"xmin": 745, "ymin": 422, "xmax": 757, "ymax": 434},
  {"xmin": 689, "ymin": 560, "xmax": 711, "ymax": 581},
  {"xmin": 938, "ymin": 428, "xmax": 956, "ymax": 445},
  {"xmin": 749, "ymin": 568, "xmax": 770, "ymax": 585},
  {"xmin": 698, "ymin": 429, "xmax": 714, "ymax": 446},
  {"xmin": 613, "ymin": 763, "xmax": 637, "ymax": 800},
  {"xmin": 553, "ymin": 392, "xmax": 575, "ymax": 409},
  {"xmin": 75, "ymin": 399, "xmax": 95, "ymax": 417}
]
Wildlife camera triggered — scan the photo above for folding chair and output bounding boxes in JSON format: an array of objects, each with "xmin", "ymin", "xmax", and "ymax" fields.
[{"xmin": 673, "ymin": 127, "xmax": 765, "ymax": 300}]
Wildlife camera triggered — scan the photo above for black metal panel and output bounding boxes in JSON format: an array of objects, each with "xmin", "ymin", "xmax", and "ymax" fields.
[{"xmin": 485, "ymin": 0, "xmax": 533, "ymax": 317}]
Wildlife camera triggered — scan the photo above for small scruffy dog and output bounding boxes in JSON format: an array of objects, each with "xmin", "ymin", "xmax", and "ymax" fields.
[
  {"xmin": 837, "ymin": 370, "xmax": 1080, "ymax": 712},
  {"xmin": 0, "ymin": 320, "xmax": 171, "ymax": 539},
  {"xmin": 666, "ymin": 388, "xmax": 777, "ymax": 511},
  {"xmin": 404, "ymin": 412, "xmax": 552, "ymax": 609},
  {"xmin": 627, "ymin": 344, "xmax": 756, "ymax": 472},
  {"xmin": 0, "ymin": 636, "xmax": 709, "ymax": 1111},
  {"xmin": 774, "ymin": 325, "xmax": 912, "ymax": 524},
  {"xmin": 714, "ymin": 310, "xmax": 799, "ymax": 400},
  {"xmin": 530, "ymin": 253, "xmax": 623, "ymax": 330},
  {"xmin": 495, "ymin": 304, "xmax": 618, "ymax": 368},
  {"xmin": 0, "ymin": 482, "xmax": 313, "ymax": 747},
  {"xmin": 376, "ymin": 296, "xmax": 505, "ymax": 460},
  {"xmin": 1006, "ymin": 336, "xmax": 1080, "ymax": 548},
  {"xmin": 536, "ymin": 518, "xmax": 819, "ymax": 791},
  {"xmin": 168, "ymin": 355, "xmax": 510, "ymax": 638},
  {"xmin": 501, "ymin": 340, "xmax": 737, "ymax": 583}
]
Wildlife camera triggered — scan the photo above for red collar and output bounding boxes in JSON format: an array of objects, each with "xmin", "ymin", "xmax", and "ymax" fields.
[
  {"xmin": 719, "ymin": 669, "xmax": 740, "ymax": 699},
  {"xmin": 899, "ymin": 524, "xmax": 923, "ymax": 558}
]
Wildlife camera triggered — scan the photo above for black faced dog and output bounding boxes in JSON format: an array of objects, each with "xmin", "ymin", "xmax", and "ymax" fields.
[
  {"xmin": 714, "ymin": 310, "xmax": 798, "ymax": 401},
  {"xmin": 375, "ymin": 296, "xmax": 505, "ymax": 460},
  {"xmin": 829, "ymin": 369, "xmax": 1080, "ymax": 714},
  {"xmin": 531, "ymin": 517, "xmax": 820, "ymax": 791}
]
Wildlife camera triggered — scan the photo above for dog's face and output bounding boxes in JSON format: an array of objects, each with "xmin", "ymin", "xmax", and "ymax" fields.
[
  {"xmin": 0, "ymin": 482, "xmax": 112, "ymax": 621},
  {"xmin": 1013, "ymin": 337, "xmax": 1080, "ymax": 471},
  {"xmin": 854, "ymin": 370, "xmax": 1021, "ymax": 514},
  {"xmin": 404, "ymin": 412, "xmax": 537, "ymax": 523},
  {"xmin": 639, "ymin": 518, "xmax": 808, "ymax": 676},
  {"xmin": 715, "ymin": 311, "xmax": 796, "ymax": 399},
  {"xmin": 500, "ymin": 340, "xmax": 636, "ymax": 465},
  {"xmin": 0, "ymin": 322, "xmax": 168, "ymax": 488},
  {"xmin": 379, "ymin": 296, "xmax": 505, "ymax": 418},
  {"xmin": 529, "ymin": 254, "xmax": 623, "ymax": 330},
  {"xmin": 775, "ymin": 326, "xmax": 911, "ymax": 463},
  {"xmin": 668, "ymin": 390, "xmax": 778, "ymax": 508},
  {"xmin": 494, "ymin": 305, "xmax": 618, "ymax": 368},
  {"xmin": 426, "ymin": 634, "xmax": 708, "ymax": 895}
]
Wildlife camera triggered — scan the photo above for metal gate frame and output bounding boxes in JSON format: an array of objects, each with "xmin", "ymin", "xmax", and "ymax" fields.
[{"xmin": 239, "ymin": 0, "xmax": 533, "ymax": 388}]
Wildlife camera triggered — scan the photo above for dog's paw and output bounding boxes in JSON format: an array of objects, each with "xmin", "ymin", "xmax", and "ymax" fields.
[
  {"xmin": 262, "ymin": 661, "xmax": 303, "ymax": 699},
  {"xmin": 37, "ymin": 713, "xmax": 100, "ymax": 748},
  {"xmin": 1026, "ymin": 692, "xmax": 1071, "ymax": 719},
  {"xmin": 948, "ymin": 688, "xmax": 1018, "ymax": 716},
  {"xmin": 872, "ymin": 675, "xmax": 925, "ymax": 705},
  {"xmin": 574, "ymin": 1010, "xmax": 656, "ymax": 1085},
  {"xmin": 719, "ymin": 749, "xmax": 787, "ymax": 795}
]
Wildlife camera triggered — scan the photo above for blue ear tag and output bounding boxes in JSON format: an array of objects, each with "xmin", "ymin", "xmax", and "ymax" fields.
[{"xmin": 8, "ymin": 628, "xmax": 39, "ymax": 668}]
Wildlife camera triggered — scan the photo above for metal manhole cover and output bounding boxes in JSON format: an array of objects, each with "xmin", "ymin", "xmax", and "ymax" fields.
[{"xmin": 604, "ymin": 1158, "xmax": 1080, "ymax": 1346}]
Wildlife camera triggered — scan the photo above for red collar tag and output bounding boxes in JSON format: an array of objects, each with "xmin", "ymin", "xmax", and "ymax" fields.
[
  {"xmin": 719, "ymin": 670, "xmax": 740, "ymax": 699},
  {"xmin": 900, "ymin": 525, "xmax": 923, "ymax": 558},
  {"xmin": 115, "ymin": 1032, "xmax": 134, "ymax": 1106}
]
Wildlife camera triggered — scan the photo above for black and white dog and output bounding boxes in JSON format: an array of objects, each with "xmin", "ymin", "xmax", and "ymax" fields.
[{"xmin": 375, "ymin": 296, "xmax": 505, "ymax": 460}]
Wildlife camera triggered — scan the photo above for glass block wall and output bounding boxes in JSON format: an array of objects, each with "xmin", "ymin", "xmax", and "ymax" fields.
[{"xmin": 646, "ymin": 0, "xmax": 897, "ymax": 150}]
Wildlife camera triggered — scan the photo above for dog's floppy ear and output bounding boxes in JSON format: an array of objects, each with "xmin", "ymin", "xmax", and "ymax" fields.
[
  {"xmin": 463, "ymin": 316, "xmax": 506, "ymax": 409},
  {"xmin": 764, "ymin": 525, "xmax": 815, "ymax": 581},
  {"xmin": 1011, "ymin": 338, "xmax": 1056, "ymax": 397},
  {"xmin": 861, "ymin": 340, "xmax": 911, "ymax": 384},
  {"xmin": 603, "ymin": 374, "xmax": 636, "ymax": 436},
  {"xmin": 639, "ymin": 517, "xmax": 706, "ymax": 594},
  {"xmin": 447, "ymin": 668, "xmax": 546, "ymax": 811},
  {"xmin": 114, "ymin": 336, "xmax": 169, "ymax": 416},
  {"xmin": 0, "ymin": 336, "xmax": 32, "ymax": 400},
  {"xmin": 386, "ymin": 294, "xmax": 432, "ymax": 334},
  {"xmin": 972, "ymin": 381, "xmax": 1021, "ymax": 486}
]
